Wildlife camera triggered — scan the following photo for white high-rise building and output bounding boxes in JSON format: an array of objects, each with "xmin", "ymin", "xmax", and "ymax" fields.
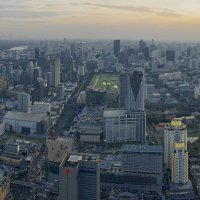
[{"xmin": 104, "ymin": 109, "xmax": 146, "ymax": 143}]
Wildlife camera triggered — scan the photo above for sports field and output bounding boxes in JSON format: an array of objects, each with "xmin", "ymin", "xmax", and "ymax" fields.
[{"xmin": 89, "ymin": 74, "xmax": 119, "ymax": 91}]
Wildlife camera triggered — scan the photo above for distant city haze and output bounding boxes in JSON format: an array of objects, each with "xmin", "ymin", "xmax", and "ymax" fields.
[{"xmin": 1, "ymin": 0, "xmax": 200, "ymax": 41}]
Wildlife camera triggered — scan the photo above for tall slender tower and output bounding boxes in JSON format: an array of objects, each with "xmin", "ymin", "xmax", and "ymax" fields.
[
  {"xmin": 114, "ymin": 40, "xmax": 120, "ymax": 57},
  {"xmin": 50, "ymin": 58, "xmax": 60, "ymax": 87},
  {"xmin": 164, "ymin": 118, "xmax": 188, "ymax": 185}
]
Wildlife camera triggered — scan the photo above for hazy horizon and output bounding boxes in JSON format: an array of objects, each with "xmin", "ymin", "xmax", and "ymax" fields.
[{"xmin": 1, "ymin": 0, "xmax": 200, "ymax": 42}]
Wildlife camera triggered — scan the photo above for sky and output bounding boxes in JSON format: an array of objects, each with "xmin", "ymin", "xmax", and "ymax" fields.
[{"xmin": 0, "ymin": 0, "xmax": 200, "ymax": 41}]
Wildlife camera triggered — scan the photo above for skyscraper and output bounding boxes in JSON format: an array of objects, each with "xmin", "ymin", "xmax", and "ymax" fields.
[
  {"xmin": 17, "ymin": 93, "xmax": 31, "ymax": 112},
  {"xmin": 59, "ymin": 154, "xmax": 100, "ymax": 200},
  {"xmin": 164, "ymin": 118, "xmax": 188, "ymax": 185},
  {"xmin": 114, "ymin": 40, "xmax": 120, "ymax": 57},
  {"xmin": 34, "ymin": 47, "xmax": 40, "ymax": 60},
  {"xmin": 119, "ymin": 70, "xmax": 145, "ymax": 111},
  {"xmin": 166, "ymin": 50, "xmax": 176, "ymax": 62},
  {"xmin": 50, "ymin": 58, "xmax": 60, "ymax": 87}
]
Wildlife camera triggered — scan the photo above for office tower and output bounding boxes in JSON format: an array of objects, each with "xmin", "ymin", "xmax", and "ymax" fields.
[
  {"xmin": 119, "ymin": 70, "xmax": 145, "ymax": 111},
  {"xmin": 59, "ymin": 154, "xmax": 100, "ymax": 200},
  {"xmin": 33, "ymin": 79, "xmax": 46, "ymax": 102},
  {"xmin": 63, "ymin": 48, "xmax": 71, "ymax": 71},
  {"xmin": 139, "ymin": 40, "xmax": 146, "ymax": 49},
  {"xmin": 0, "ymin": 168, "xmax": 10, "ymax": 200},
  {"xmin": 143, "ymin": 47, "xmax": 149, "ymax": 60},
  {"xmin": 46, "ymin": 72, "xmax": 53, "ymax": 88},
  {"xmin": 69, "ymin": 56, "xmax": 74, "ymax": 82},
  {"xmin": 104, "ymin": 109, "xmax": 146, "ymax": 143},
  {"xmin": 33, "ymin": 67, "xmax": 41, "ymax": 87},
  {"xmin": 26, "ymin": 61, "xmax": 34, "ymax": 84},
  {"xmin": 166, "ymin": 50, "xmax": 176, "ymax": 62},
  {"xmin": 50, "ymin": 58, "xmax": 60, "ymax": 87},
  {"xmin": 114, "ymin": 40, "xmax": 120, "ymax": 57},
  {"xmin": 34, "ymin": 47, "xmax": 40, "ymax": 59},
  {"xmin": 164, "ymin": 118, "xmax": 188, "ymax": 185},
  {"xmin": 86, "ymin": 88, "xmax": 107, "ymax": 106},
  {"xmin": 17, "ymin": 93, "xmax": 31, "ymax": 112}
]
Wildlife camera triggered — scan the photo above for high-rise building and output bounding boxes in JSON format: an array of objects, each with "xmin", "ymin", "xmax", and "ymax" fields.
[
  {"xmin": 164, "ymin": 118, "xmax": 188, "ymax": 185},
  {"xmin": 32, "ymin": 79, "xmax": 47, "ymax": 102},
  {"xmin": 46, "ymin": 72, "xmax": 53, "ymax": 88},
  {"xmin": 50, "ymin": 58, "xmax": 60, "ymax": 87},
  {"xmin": 33, "ymin": 67, "xmax": 41, "ymax": 87},
  {"xmin": 59, "ymin": 154, "xmax": 100, "ymax": 200},
  {"xmin": 34, "ymin": 47, "xmax": 40, "ymax": 59},
  {"xmin": 114, "ymin": 40, "xmax": 120, "ymax": 57},
  {"xmin": 166, "ymin": 50, "xmax": 176, "ymax": 62},
  {"xmin": 17, "ymin": 93, "xmax": 31, "ymax": 112},
  {"xmin": 104, "ymin": 109, "xmax": 146, "ymax": 143},
  {"xmin": 0, "ymin": 168, "xmax": 10, "ymax": 200},
  {"xmin": 86, "ymin": 88, "xmax": 107, "ymax": 106},
  {"xmin": 119, "ymin": 70, "xmax": 145, "ymax": 111},
  {"xmin": 26, "ymin": 61, "xmax": 34, "ymax": 85}
]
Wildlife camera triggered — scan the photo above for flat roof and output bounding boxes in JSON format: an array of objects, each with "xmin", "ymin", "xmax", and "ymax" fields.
[
  {"xmin": 122, "ymin": 144, "xmax": 163, "ymax": 153},
  {"xmin": 4, "ymin": 111, "xmax": 45, "ymax": 122},
  {"xmin": 46, "ymin": 138, "xmax": 73, "ymax": 163},
  {"xmin": 170, "ymin": 118, "xmax": 183, "ymax": 127},
  {"xmin": 103, "ymin": 108, "xmax": 126, "ymax": 118},
  {"xmin": 68, "ymin": 155, "xmax": 82, "ymax": 163}
]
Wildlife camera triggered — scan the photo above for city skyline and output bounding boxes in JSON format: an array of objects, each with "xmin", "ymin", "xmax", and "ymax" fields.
[{"xmin": 1, "ymin": 0, "xmax": 200, "ymax": 41}]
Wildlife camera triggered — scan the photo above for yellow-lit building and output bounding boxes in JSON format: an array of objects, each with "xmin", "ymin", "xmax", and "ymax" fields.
[
  {"xmin": 171, "ymin": 142, "xmax": 188, "ymax": 184},
  {"xmin": 164, "ymin": 118, "xmax": 188, "ymax": 185},
  {"xmin": 0, "ymin": 169, "xmax": 10, "ymax": 200}
]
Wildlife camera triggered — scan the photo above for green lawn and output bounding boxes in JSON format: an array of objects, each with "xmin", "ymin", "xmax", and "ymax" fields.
[{"xmin": 89, "ymin": 74, "xmax": 119, "ymax": 91}]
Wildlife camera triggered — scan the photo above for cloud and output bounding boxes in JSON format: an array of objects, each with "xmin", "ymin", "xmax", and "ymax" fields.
[
  {"xmin": 71, "ymin": 2, "xmax": 183, "ymax": 17},
  {"xmin": 0, "ymin": 10, "xmax": 61, "ymax": 19}
]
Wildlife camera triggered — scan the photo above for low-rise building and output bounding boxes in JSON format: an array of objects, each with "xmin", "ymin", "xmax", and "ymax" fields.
[
  {"xmin": 76, "ymin": 121, "xmax": 103, "ymax": 143},
  {"xmin": 3, "ymin": 111, "xmax": 48, "ymax": 135}
]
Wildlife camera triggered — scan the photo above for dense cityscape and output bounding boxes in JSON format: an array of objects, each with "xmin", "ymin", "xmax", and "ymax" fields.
[{"xmin": 0, "ymin": 38, "xmax": 199, "ymax": 200}]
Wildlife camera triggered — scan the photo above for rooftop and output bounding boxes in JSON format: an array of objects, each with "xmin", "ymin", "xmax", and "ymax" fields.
[
  {"xmin": 68, "ymin": 155, "xmax": 82, "ymax": 163},
  {"xmin": 103, "ymin": 108, "xmax": 126, "ymax": 118},
  {"xmin": 61, "ymin": 153, "xmax": 99, "ymax": 167},
  {"xmin": 46, "ymin": 137, "xmax": 73, "ymax": 163},
  {"xmin": 170, "ymin": 118, "xmax": 183, "ymax": 127},
  {"xmin": 122, "ymin": 144, "xmax": 163, "ymax": 153},
  {"xmin": 4, "ymin": 111, "xmax": 45, "ymax": 122}
]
